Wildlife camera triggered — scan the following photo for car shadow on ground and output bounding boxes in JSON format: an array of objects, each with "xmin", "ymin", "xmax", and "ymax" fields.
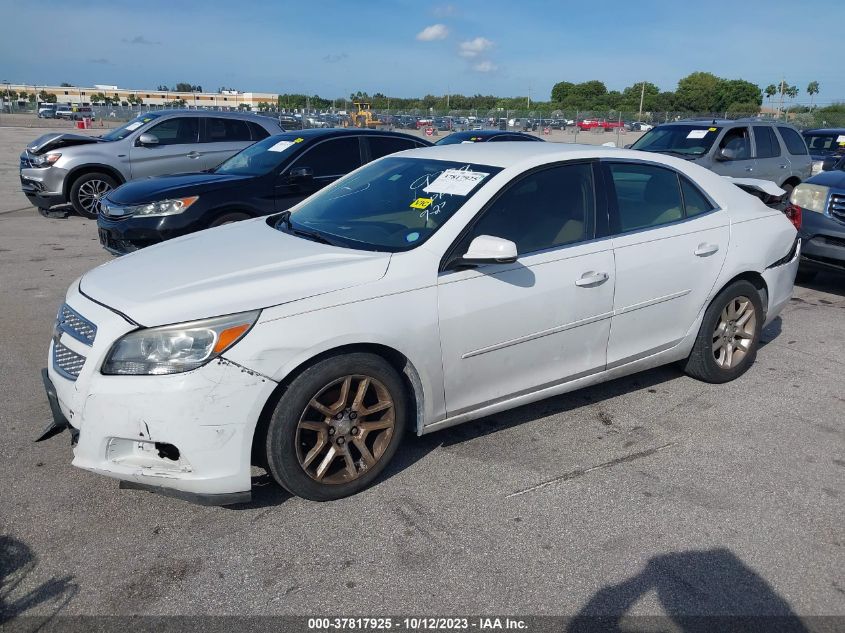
[
  {"xmin": 566, "ymin": 548, "xmax": 810, "ymax": 633},
  {"xmin": 0, "ymin": 535, "xmax": 78, "ymax": 624},
  {"xmin": 795, "ymin": 271, "xmax": 845, "ymax": 298}
]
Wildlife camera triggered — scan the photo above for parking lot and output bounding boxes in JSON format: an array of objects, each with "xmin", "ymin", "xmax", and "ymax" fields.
[{"xmin": 1, "ymin": 124, "xmax": 843, "ymax": 624}]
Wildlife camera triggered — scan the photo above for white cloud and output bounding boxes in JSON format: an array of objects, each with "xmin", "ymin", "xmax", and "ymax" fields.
[
  {"xmin": 416, "ymin": 24, "xmax": 449, "ymax": 41},
  {"xmin": 472, "ymin": 60, "xmax": 498, "ymax": 73},
  {"xmin": 459, "ymin": 37, "xmax": 493, "ymax": 58}
]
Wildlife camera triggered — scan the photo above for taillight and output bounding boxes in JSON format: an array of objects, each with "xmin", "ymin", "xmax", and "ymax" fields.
[{"xmin": 783, "ymin": 203, "xmax": 802, "ymax": 230}]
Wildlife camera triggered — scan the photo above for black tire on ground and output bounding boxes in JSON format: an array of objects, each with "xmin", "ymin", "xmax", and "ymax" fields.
[
  {"xmin": 209, "ymin": 212, "xmax": 251, "ymax": 228},
  {"xmin": 69, "ymin": 172, "xmax": 118, "ymax": 218},
  {"xmin": 682, "ymin": 279, "xmax": 765, "ymax": 384},
  {"xmin": 794, "ymin": 267, "xmax": 818, "ymax": 284},
  {"xmin": 780, "ymin": 181, "xmax": 796, "ymax": 198},
  {"xmin": 265, "ymin": 353, "xmax": 407, "ymax": 501}
]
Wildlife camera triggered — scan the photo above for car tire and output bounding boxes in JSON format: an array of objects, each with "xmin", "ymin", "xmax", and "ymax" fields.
[
  {"xmin": 209, "ymin": 212, "xmax": 251, "ymax": 228},
  {"xmin": 69, "ymin": 172, "xmax": 117, "ymax": 218},
  {"xmin": 265, "ymin": 353, "xmax": 407, "ymax": 501},
  {"xmin": 794, "ymin": 267, "xmax": 817, "ymax": 284},
  {"xmin": 682, "ymin": 280, "xmax": 764, "ymax": 384}
]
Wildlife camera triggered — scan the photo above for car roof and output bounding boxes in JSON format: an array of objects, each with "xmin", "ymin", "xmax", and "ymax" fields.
[
  {"xmin": 447, "ymin": 130, "xmax": 533, "ymax": 138},
  {"xmin": 660, "ymin": 118, "xmax": 793, "ymax": 128},
  {"xmin": 264, "ymin": 128, "xmax": 433, "ymax": 144},
  {"xmin": 803, "ymin": 128, "xmax": 845, "ymax": 134},
  {"xmin": 398, "ymin": 141, "xmax": 625, "ymax": 168},
  {"xmin": 139, "ymin": 109, "xmax": 277, "ymax": 123}
]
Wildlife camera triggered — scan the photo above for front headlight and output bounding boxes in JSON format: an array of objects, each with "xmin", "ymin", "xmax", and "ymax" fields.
[
  {"xmin": 32, "ymin": 152, "xmax": 61, "ymax": 166},
  {"xmin": 789, "ymin": 184, "xmax": 829, "ymax": 214},
  {"xmin": 102, "ymin": 310, "xmax": 260, "ymax": 375},
  {"xmin": 128, "ymin": 196, "xmax": 199, "ymax": 217}
]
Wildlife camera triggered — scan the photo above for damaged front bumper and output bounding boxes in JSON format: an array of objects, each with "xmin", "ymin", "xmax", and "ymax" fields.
[{"xmin": 44, "ymin": 288, "xmax": 278, "ymax": 505}]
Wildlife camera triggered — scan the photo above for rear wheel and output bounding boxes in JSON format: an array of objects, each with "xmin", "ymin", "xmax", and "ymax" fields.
[
  {"xmin": 265, "ymin": 353, "xmax": 407, "ymax": 501},
  {"xmin": 683, "ymin": 280, "xmax": 764, "ymax": 384},
  {"xmin": 69, "ymin": 172, "xmax": 117, "ymax": 218}
]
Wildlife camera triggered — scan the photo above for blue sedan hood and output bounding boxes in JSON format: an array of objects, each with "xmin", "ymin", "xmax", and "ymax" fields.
[
  {"xmin": 108, "ymin": 172, "xmax": 252, "ymax": 204},
  {"xmin": 806, "ymin": 169, "xmax": 845, "ymax": 189}
]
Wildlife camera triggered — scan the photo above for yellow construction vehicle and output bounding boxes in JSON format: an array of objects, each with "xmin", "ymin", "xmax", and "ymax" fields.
[{"xmin": 350, "ymin": 102, "xmax": 381, "ymax": 128}]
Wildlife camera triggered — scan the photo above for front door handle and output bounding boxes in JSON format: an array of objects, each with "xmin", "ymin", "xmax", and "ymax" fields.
[
  {"xmin": 745, "ymin": 167, "xmax": 754, "ymax": 172},
  {"xmin": 695, "ymin": 243, "xmax": 720, "ymax": 257},
  {"xmin": 575, "ymin": 271, "xmax": 609, "ymax": 287},
  {"xmin": 779, "ymin": 164, "xmax": 788, "ymax": 169},
  {"xmin": 186, "ymin": 151, "xmax": 202, "ymax": 159}
]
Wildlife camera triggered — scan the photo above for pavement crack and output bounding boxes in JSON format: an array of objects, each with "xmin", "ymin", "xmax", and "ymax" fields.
[{"xmin": 506, "ymin": 442, "xmax": 677, "ymax": 498}]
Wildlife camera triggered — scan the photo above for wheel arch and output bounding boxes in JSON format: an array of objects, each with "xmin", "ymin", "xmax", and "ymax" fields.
[
  {"xmin": 780, "ymin": 175, "xmax": 801, "ymax": 189},
  {"xmin": 63, "ymin": 164, "xmax": 126, "ymax": 199},
  {"xmin": 712, "ymin": 271, "xmax": 769, "ymax": 319},
  {"xmin": 249, "ymin": 342, "xmax": 425, "ymax": 468}
]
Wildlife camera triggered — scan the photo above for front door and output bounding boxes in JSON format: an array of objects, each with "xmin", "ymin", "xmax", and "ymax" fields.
[
  {"xmin": 437, "ymin": 162, "xmax": 615, "ymax": 416},
  {"xmin": 129, "ymin": 117, "xmax": 201, "ymax": 179},
  {"xmin": 712, "ymin": 125, "xmax": 757, "ymax": 178}
]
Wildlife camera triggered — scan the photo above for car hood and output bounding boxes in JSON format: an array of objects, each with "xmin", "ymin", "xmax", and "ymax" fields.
[
  {"xmin": 80, "ymin": 219, "xmax": 391, "ymax": 326},
  {"xmin": 806, "ymin": 169, "xmax": 845, "ymax": 189},
  {"xmin": 25, "ymin": 133, "xmax": 105, "ymax": 155},
  {"xmin": 107, "ymin": 172, "xmax": 253, "ymax": 204}
]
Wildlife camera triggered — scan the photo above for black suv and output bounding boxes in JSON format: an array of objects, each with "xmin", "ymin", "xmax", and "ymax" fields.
[{"xmin": 97, "ymin": 129, "xmax": 431, "ymax": 254}]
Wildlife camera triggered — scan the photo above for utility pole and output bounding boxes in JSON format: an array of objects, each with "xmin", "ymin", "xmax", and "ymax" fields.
[
  {"xmin": 446, "ymin": 84, "xmax": 450, "ymax": 110},
  {"xmin": 638, "ymin": 81, "xmax": 645, "ymax": 121},
  {"xmin": 527, "ymin": 83, "xmax": 531, "ymax": 110}
]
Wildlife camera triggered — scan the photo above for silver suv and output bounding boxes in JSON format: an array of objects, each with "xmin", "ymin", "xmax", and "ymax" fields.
[
  {"xmin": 630, "ymin": 119, "xmax": 811, "ymax": 194},
  {"xmin": 20, "ymin": 110, "xmax": 284, "ymax": 217}
]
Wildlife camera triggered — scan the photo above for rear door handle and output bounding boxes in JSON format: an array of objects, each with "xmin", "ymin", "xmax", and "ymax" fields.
[
  {"xmin": 779, "ymin": 164, "xmax": 788, "ymax": 169},
  {"xmin": 744, "ymin": 167, "xmax": 754, "ymax": 172},
  {"xmin": 186, "ymin": 151, "xmax": 202, "ymax": 159},
  {"xmin": 695, "ymin": 243, "xmax": 719, "ymax": 257},
  {"xmin": 575, "ymin": 271, "xmax": 609, "ymax": 287}
]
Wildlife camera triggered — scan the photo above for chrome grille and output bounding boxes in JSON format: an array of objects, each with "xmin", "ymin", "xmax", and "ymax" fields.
[
  {"xmin": 57, "ymin": 304, "xmax": 97, "ymax": 345},
  {"xmin": 53, "ymin": 339, "xmax": 87, "ymax": 379},
  {"xmin": 830, "ymin": 193, "xmax": 845, "ymax": 222}
]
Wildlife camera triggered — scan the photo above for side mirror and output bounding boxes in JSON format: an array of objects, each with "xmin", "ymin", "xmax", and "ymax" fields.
[
  {"xmin": 456, "ymin": 235, "xmax": 518, "ymax": 267},
  {"xmin": 624, "ymin": 144, "xmax": 632, "ymax": 149},
  {"xmin": 136, "ymin": 133, "xmax": 159, "ymax": 147},
  {"xmin": 716, "ymin": 146, "xmax": 738, "ymax": 161},
  {"xmin": 289, "ymin": 166, "xmax": 314, "ymax": 182},
  {"xmin": 821, "ymin": 156, "xmax": 839, "ymax": 172}
]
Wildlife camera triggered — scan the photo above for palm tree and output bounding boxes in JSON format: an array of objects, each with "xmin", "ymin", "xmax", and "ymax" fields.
[
  {"xmin": 764, "ymin": 84, "xmax": 777, "ymax": 108},
  {"xmin": 807, "ymin": 81, "xmax": 820, "ymax": 110}
]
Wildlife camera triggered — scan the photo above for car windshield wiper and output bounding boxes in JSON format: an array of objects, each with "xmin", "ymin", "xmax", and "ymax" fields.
[{"xmin": 275, "ymin": 212, "xmax": 337, "ymax": 246}]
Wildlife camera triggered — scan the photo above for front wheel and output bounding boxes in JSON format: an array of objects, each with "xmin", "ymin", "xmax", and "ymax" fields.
[
  {"xmin": 265, "ymin": 353, "xmax": 407, "ymax": 501},
  {"xmin": 683, "ymin": 280, "xmax": 764, "ymax": 384},
  {"xmin": 69, "ymin": 172, "xmax": 117, "ymax": 218},
  {"xmin": 209, "ymin": 211, "xmax": 250, "ymax": 228}
]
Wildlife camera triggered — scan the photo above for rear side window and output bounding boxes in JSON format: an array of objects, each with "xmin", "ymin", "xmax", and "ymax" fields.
[
  {"xmin": 247, "ymin": 121, "xmax": 270, "ymax": 141},
  {"xmin": 291, "ymin": 137, "xmax": 361, "ymax": 178},
  {"xmin": 367, "ymin": 136, "xmax": 419, "ymax": 161},
  {"xmin": 680, "ymin": 176, "xmax": 716, "ymax": 217},
  {"xmin": 753, "ymin": 126, "xmax": 781, "ymax": 158},
  {"xmin": 778, "ymin": 127, "xmax": 808, "ymax": 155},
  {"xmin": 205, "ymin": 117, "xmax": 252, "ymax": 142},
  {"xmin": 608, "ymin": 162, "xmax": 683, "ymax": 232}
]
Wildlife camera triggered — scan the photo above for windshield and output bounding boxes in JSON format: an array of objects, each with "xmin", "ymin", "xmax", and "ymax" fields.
[
  {"xmin": 631, "ymin": 125, "xmax": 721, "ymax": 156},
  {"xmin": 100, "ymin": 113, "xmax": 162, "ymax": 141},
  {"xmin": 275, "ymin": 157, "xmax": 502, "ymax": 252},
  {"xmin": 803, "ymin": 133, "xmax": 845, "ymax": 155},
  {"xmin": 214, "ymin": 134, "xmax": 304, "ymax": 176}
]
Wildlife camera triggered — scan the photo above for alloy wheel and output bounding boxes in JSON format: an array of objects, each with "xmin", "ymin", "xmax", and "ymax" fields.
[
  {"xmin": 295, "ymin": 375, "xmax": 395, "ymax": 484},
  {"xmin": 712, "ymin": 295, "xmax": 756, "ymax": 369},
  {"xmin": 77, "ymin": 179, "xmax": 112, "ymax": 214}
]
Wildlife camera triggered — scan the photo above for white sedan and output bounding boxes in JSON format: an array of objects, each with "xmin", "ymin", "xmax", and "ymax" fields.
[{"xmin": 43, "ymin": 143, "xmax": 800, "ymax": 504}]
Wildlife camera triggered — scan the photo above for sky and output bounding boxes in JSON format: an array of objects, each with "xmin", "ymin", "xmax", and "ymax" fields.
[{"xmin": 3, "ymin": 0, "xmax": 843, "ymax": 103}]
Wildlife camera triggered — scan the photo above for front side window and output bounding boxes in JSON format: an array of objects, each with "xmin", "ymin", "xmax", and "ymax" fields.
[
  {"xmin": 277, "ymin": 157, "xmax": 502, "ymax": 251},
  {"xmin": 778, "ymin": 127, "xmax": 809, "ymax": 155},
  {"xmin": 205, "ymin": 117, "xmax": 252, "ymax": 142},
  {"xmin": 290, "ymin": 137, "xmax": 361, "ymax": 178},
  {"xmin": 608, "ymin": 162, "xmax": 683, "ymax": 232},
  {"xmin": 719, "ymin": 127, "xmax": 752, "ymax": 160},
  {"xmin": 458, "ymin": 163, "xmax": 594, "ymax": 256},
  {"xmin": 630, "ymin": 125, "xmax": 721, "ymax": 157},
  {"xmin": 753, "ymin": 126, "xmax": 781, "ymax": 159},
  {"xmin": 146, "ymin": 117, "xmax": 200, "ymax": 146}
]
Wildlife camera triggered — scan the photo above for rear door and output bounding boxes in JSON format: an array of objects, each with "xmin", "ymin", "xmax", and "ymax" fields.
[
  {"xmin": 752, "ymin": 125, "xmax": 787, "ymax": 184},
  {"xmin": 128, "ymin": 116, "xmax": 201, "ymax": 178},
  {"xmin": 604, "ymin": 161, "xmax": 729, "ymax": 367},
  {"xmin": 200, "ymin": 117, "xmax": 258, "ymax": 171},
  {"xmin": 273, "ymin": 136, "xmax": 363, "ymax": 211}
]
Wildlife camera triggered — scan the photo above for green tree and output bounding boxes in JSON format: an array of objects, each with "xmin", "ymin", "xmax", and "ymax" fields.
[
  {"xmin": 674, "ymin": 71, "xmax": 721, "ymax": 112},
  {"xmin": 38, "ymin": 89, "xmax": 56, "ymax": 103},
  {"xmin": 713, "ymin": 79, "xmax": 762, "ymax": 112},
  {"xmin": 550, "ymin": 81, "xmax": 575, "ymax": 103},
  {"xmin": 807, "ymin": 81, "xmax": 820, "ymax": 109}
]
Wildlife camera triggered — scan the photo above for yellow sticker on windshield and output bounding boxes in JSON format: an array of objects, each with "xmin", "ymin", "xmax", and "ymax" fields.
[
  {"xmin": 410, "ymin": 197, "xmax": 433, "ymax": 210},
  {"xmin": 294, "ymin": 137, "xmax": 304, "ymax": 143},
  {"xmin": 709, "ymin": 127, "xmax": 717, "ymax": 132}
]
